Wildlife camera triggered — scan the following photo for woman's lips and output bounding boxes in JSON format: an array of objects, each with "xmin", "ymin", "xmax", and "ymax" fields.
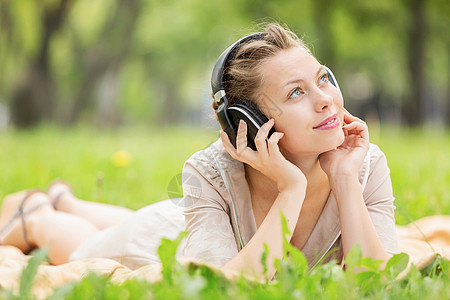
[{"xmin": 313, "ymin": 114, "xmax": 340, "ymax": 130}]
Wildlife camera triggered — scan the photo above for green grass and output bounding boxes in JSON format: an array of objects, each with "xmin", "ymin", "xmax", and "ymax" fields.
[
  {"xmin": 371, "ymin": 126, "xmax": 450, "ymax": 225},
  {"xmin": 0, "ymin": 124, "xmax": 449, "ymax": 299},
  {"xmin": 0, "ymin": 124, "xmax": 219, "ymax": 210}
]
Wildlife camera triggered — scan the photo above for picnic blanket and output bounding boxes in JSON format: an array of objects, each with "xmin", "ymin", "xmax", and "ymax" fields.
[{"xmin": 1, "ymin": 215, "xmax": 449, "ymax": 299}]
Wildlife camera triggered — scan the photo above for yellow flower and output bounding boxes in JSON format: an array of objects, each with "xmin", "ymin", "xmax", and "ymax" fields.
[{"xmin": 111, "ymin": 150, "xmax": 132, "ymax": 167}]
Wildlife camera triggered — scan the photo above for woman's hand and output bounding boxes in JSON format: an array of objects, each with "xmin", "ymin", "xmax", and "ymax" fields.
[
  {"xmin": 319, "ymin": 111, "xmax": 369, "ymax": 180},
  {"xmin": 221, "ymin": 119, "xmax": 306, "ymax": 192}
]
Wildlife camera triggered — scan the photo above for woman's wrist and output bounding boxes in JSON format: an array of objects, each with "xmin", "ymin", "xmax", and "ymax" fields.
[
  {"xmin": 277, "ymin": 174, "xmax": 307, "ymax": 194},
  {"xmin": 329, "ymin": 174, "xmax": 361, "ymax": 198},
  {"xmin": 274, "ymin": 180, "xmax": 307, "ymax": 220}
]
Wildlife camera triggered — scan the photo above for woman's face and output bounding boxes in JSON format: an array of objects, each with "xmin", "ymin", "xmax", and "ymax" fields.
[{"xmin": 257, "ymin": 46, "xmax": 345, "ymax": 158}]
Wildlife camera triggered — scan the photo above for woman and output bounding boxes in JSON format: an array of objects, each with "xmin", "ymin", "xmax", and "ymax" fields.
[{"xmin": 0, "ymin": 23, "xmax": 398, "ymax": 278}]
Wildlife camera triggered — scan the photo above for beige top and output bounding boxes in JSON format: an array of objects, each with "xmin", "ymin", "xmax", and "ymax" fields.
[
  {"xmin": 182, "ymin": 139, "xmax": 399, "ymax": 268},
  {"xmin": 70, "ymin": 139, "xmax": 398, "ymax": 270}
]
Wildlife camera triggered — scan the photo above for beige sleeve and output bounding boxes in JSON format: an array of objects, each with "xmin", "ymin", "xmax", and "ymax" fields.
[
  {"xmin": 181, "ymin": 162, "xmax": 239, "ymax": 266},
  {"xmin": 363, "ymin": 144, "xmax": 399, "ymax": 256}
]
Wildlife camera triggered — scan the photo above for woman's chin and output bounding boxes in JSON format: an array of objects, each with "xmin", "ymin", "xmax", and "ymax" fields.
[
  {"xmin": 325, "ymin": 131, "xmax": 345, "ymax": 151},
  {"xmin": 279, "ymin": 130, "xmax": 345, "ymax": 157}
]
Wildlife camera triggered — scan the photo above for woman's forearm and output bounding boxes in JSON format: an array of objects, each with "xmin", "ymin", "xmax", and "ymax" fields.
[
  {"xmin": 222, "ymin": 185, "xmax": 306, "ymax": 278},
  {"xmin": 330, "ymin": 175, "xmax": 390, "ymax": 263}
]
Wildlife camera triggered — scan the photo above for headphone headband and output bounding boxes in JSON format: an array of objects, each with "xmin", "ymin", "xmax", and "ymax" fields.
[
  {"xmin": 211, "ymin": 32, "xmax": 266, "ymax": 106},
  {"xmin": 211, "ymin": 32, "xmax": 266, "ymax": 140}
]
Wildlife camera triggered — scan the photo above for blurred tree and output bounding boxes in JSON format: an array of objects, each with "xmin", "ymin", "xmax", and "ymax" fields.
[
  {"xmin": 427, "ymin": 0, "xmax": 450, "ymax": 126},
  {"xmin": 1, "ymin": 0, "xmax": 139, "ymax": 127},
  {"xmin": 403, "ymin": 0, "xmax": 427, "ymax": 125},
  {"xmin": 7, "ymin": 0, "xmax": 71, "ymax": 127},
  {"xmin": 0, "ymin": 0, "xmax": 447, "ymax": 128},
  {"xmin": 323, "ymin": 0, "xmax": 448, "ymax": 126},
  {"xmin": 67, "ymin": 0, "xmax": 139, "ymax": 124},
  {"xmin": 330, "ymin": 0, "xmax": 409, "ymax": 122}
]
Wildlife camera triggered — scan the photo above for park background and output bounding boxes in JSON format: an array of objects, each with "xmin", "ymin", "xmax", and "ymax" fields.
[
  {"xmin": 0, "ymin": 0, "xmax": 450, "ymax": 298},
  {"xmin": 0, "ymin": 0, "xmax": 449, "ymax": 226}
]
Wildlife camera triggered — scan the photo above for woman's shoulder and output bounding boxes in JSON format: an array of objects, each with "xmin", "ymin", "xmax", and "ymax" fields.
[
  {"xmin": 360, "ymin": 143, "xmax": 394, "ymax": 206},
  {"xmin": 368, "ymin": 143, "xmax": 387, "ymax": 160},
  {"xmin": 359, "ymin": 143, "xmax": 390, "ymax": 191},
  {"xmin": 367, "ymin": 143, "xmax": 391, "ymax": 174},
  {"xmin": 184, "ymin": 138, "xmax": 242, "ymax": 172},
  {"xmin": 182, "ymin": 138, "xmax": 243, "ymax": 191}
]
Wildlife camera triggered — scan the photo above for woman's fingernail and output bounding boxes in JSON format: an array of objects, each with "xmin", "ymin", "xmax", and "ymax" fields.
[{"xmin": 239, "ymin": 120, "xmax": 245, "ymax": 127}]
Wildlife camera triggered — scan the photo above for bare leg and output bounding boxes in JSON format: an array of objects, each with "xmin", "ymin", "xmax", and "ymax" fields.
[
  {"xmin": 1, "ymin": 192, "xmax": 99, "ymax": 264},
  {"xmin": 48, "ymin": 182, "xmax": 133, "ymax": 230},
  {"xmin": 29, "ymin": 210, "xmax": 100, "ymax": 264}
]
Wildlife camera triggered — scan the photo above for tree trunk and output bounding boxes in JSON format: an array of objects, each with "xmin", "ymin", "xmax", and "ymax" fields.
[
  {"xmin": 10, "ymin": 0, "xmax": 70, "ymax": 128},
  {"xmin": 447, "ymin": 94, "xmax": 450, "ymax": 127},
  {"xmin": 403, "ymin": 0, "xmax": 426, "ymax": 126},
  {"xmin": 10, "ymin": 66, "xmax": 55, "ymax": 127}
]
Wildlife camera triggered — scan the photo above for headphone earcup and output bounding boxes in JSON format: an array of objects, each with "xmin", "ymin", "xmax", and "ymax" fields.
[
  {"xmin": 323, "ymin": 66, "xmax": 342, "ymax": 96},
  {"xmin": 226, "ymin": 100, "xmax": 274, "ymax": 151}
]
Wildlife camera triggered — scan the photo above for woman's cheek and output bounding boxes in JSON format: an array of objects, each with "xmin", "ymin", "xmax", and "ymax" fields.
[{"xmin": 334, "ymin": 93, "xmax": 344, "ymax": 109}]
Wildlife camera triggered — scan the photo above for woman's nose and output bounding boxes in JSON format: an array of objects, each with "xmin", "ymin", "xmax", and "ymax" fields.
[{"xmin": 313, "ymin": 89, "xmax": 334, "ymax": 112}]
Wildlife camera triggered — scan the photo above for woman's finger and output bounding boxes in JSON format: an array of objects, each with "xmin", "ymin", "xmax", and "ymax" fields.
[
  {"xmin": 267, "ymin": 132, "xmax": 284, "ymax": 157},
  {"xmin": 343, "ymin": 110, "xmax": 366, "ymax": 125},
  {"xmin": 220, "ymin": 130, "xmax": 256, "ymax": 165},
  {"xmin": 235, "ymin": 120, "xmax": 248, "ymax": 154},
  {"xmin": 342, "ymin": 121, "xmax": 366, "ymax": 132},
  {"xmin": 343, "ymin": 121, "xmax": 369, "ymax": 140},
  {"xmin": 254, "ymin": 118, "xmax": 274, "ymax": 158},
  {"xmin": 220, "ymin": 130, "xmax": 237, "ymax": 156}
]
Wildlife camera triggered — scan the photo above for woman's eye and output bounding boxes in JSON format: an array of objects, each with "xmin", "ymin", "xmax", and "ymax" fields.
[
  {"xmin": 289, "ymin": 88, "xmax": 303, "ymax": 99},
  {"xmin": 319, "ymin": 73, "xmax": 329, "ymax": 85}
]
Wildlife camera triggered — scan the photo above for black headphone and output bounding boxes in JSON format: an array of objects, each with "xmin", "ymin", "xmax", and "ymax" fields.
[{"xmin": 211, "ymin": 32, "xmax": 342, "ymax": 151}]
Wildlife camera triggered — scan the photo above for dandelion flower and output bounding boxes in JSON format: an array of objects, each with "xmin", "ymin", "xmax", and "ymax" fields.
[{"xmin": 112, "ymin": 150, "xmax": 132, "ymax": 167}]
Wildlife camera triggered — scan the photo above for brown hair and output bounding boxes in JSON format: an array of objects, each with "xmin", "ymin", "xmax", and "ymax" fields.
[{"xmin": 212, "ymin": 23, "xmax": 310, "ymax": 111}]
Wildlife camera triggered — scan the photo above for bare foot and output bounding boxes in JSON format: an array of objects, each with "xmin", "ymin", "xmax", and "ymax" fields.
[
  {"xmin": 0, "ymin": 191, "xmax": 53, "ymax": 252},
  {"xmin": 47, "ymin": 180, "xmax": 73, "ymax": 210}
]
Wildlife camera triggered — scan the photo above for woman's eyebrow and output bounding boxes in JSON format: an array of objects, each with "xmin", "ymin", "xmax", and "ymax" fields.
[{"xmin": 283, "ymin": 66, "xmax": 326, "ymax": 87}]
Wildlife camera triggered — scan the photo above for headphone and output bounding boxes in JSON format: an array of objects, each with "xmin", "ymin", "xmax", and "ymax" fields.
[{"xmin": 211, "ymin": 32, "xmax": 342, "ymax": 151}]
